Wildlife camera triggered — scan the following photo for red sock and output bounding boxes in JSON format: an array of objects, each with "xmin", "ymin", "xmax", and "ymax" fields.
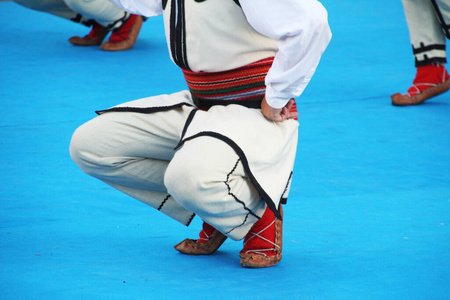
[
  {"xmin": 87, "ymin": 22, "xmax": 105, "ymax": 39},
  {"xmin": 198, "ymin": 222, "xmax": 216, "ymax": 243},
  {"xmin": 108, "ymin": 15, "xmax": 137, "ymax": 44},
  {"xmin": 242, "ymin": 207, "xmax": 278, "ymax": 257},
  {"xmin": 407, "ymin": 64, "xmax": 450, "ymax": 96}
]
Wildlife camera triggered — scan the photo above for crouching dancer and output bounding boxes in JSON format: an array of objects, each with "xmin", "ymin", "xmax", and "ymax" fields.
[{"xmin": 69, "ymin": 0, "xmax": 331, "ymax": 268}]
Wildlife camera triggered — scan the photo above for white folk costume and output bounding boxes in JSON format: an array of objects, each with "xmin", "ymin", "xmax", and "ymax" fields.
[
  {"xmin": 70, "ymin": 0, "xmax": 331, "ymax": 252},
  {"xmin": 13, "ymin": 0, "xmax": 130, "ymax": 29},
  {"xmin": 391, "ymin": 0, "xmax": 450, "ymax": 106},
  {"xmin": 13, "ymin": 0, "xmax": 144, "ymax": 51},
  {"xmin": 401, "ymin": 0, "xmax": 450, "ymax": 66}
]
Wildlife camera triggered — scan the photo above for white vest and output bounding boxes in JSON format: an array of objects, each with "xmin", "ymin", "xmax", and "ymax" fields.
[{"xmin": 162, "ymin": 0, "xmax": 277, "ymax": 72}]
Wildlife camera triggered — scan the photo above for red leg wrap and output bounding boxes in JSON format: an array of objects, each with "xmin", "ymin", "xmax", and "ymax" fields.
[{"xmin": 239, "ymin": 206, "xmax": 283, "ymax": 268}]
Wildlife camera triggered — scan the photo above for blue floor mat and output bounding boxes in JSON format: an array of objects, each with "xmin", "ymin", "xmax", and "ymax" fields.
[{"xmin": 1, "ymin": 1, "xmax": 449, "ymax": 299}]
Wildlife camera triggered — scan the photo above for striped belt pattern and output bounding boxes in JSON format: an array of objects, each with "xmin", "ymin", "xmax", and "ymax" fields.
[{"xmin": 182, "ymin": 57, "xmax": 274, "ymax": 110}]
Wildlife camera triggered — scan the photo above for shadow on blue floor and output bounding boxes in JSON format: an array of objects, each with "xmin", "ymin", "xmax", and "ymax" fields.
[{"xmin": 0, "ymin": 1, "xmax": 449, "ymax": 299}]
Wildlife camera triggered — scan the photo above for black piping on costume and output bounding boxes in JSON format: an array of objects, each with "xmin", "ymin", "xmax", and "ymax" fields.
[
  {"xmin": 222, "ymin": 158, "xmax": 260, "ymax": 235},
  {"xmin": 107, "ymin": 12, "xmax": 130, "ymax": 31},
  {"xmin": 413, "ymin": 43, "xmax": 446, "ymax": 54},
  {"xmin": 280, "ymin": 171, "xmax": 293, "ymax": 205},
  {"xmin": 412, "ymin": 43, "xmax": 447, "ymax": 67},
  {"xmin": 95, "ymin": 102, "xmax": 193, "ymax": 115},
  {"xmin": 169, "ymin": 1, "xmax": 178, "ymax": 66},
  {"xmin": 414, "ymin": 56, "xmax": 447, "ymax": 67},
  {"xmin": 157, "ymin": 194, "xmax": 171, "ymax": 211},
  {"xmin": 71, "ymin": 13, "xmax": 82, "ymax": 24},
  {"xmin": 192, "ymin": 96, "xmax": 262, "ymax": 110},
  {"xmin": 169, "ymin": 0, "xmax": 190, "ymax": 70},
  {"xmin": 225, "ymin": 213, "xmax": 250, "ymax": 236},
  {"xmin": 175, "ymin": 108, "xmax": 199, "ymax": 149},
  {"xmin": 431, "ymin": 0, "xmax": 450, "ymax": 39},
  {"xmin": 224, "ymin": 158, "xmax": 260, "ymax": 219},
  {"xmin": 177, "ymin": 131, "xmax": 284, "ymax": 220},
  {"xmin": 158, "ymin": 194, "xmax": 195, "ymax": 227},
  {"xmin": 186, "ymin": 213, "xmax": 196, "ymax": 226}
]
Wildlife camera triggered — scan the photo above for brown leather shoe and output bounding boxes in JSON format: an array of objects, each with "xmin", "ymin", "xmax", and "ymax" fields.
[
  {"xmin": 391, "ymin": 80, "xmax": 450, "ymax": 106},
  {"xmin": 101, "ymin": 15, "xmax": 143, "ymax": 51},
  {"xmin": 68, "ymin": 22, "xmax": 109, "ymax": 46},
  {"xmin": 239, "ymin": 207, "xmax": 283, "ymax": 268},
  {"xmin": 174, "ymin": 228, "xmax": 228, "ymax": 255}
]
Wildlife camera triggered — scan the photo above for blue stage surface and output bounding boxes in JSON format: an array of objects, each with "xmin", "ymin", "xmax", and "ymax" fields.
[{"xmin": 0, "ymin": 1, "xmax": 449, "ymax": 299}]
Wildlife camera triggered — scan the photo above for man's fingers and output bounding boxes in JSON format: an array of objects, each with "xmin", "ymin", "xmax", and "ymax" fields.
[
  {"xmin": 280, "ymin": 106, "xmax": 298, "ymax": 121},
  {"xmin": 261, "ymin": 97, "xmax": 298, "ymax": 122}
]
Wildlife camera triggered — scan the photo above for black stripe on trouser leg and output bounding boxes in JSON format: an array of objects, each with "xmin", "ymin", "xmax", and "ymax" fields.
[
  {"xmin": 412, "ymin": 43, "xmax": 447, "ymax": 66},
  {"xmin": 178, "ymin": 131, "xmax": 283, "ymax": 220},
  {"xmin": 157, "ymin": 194, "xmax": 171, "ymax": 210},
  {"xmin": 431, "ymin": 0, "xmax": 450, "ymax": 39},
  {"xmin": 223, "ymin": 158, "xmax": 261, "ymax": 235},
  {"xmin": 157, "ymin": 194, "xmax": 195, "ymax": 226}
]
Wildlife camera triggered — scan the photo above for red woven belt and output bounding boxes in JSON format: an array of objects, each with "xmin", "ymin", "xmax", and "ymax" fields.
[{"xmin": 182, "ymin": 57, "xmax": 274, "ymax": 110}]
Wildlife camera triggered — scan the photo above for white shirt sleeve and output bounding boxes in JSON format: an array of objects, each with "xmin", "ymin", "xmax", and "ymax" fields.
[
  {"xmin": 108, "ymin": 0, "xmax": 163, "ymax": 17},
  {"xmin": 240, "ymin": 0, "xmax": 332, "ymax": 109}
]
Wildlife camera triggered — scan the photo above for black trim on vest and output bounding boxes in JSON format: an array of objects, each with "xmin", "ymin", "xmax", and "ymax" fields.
[
  {"xmin": 169, "ymin": 0, "xmax": 190, "ymax": 70},
  {"xmin": 169, "ymin": 1, "xmax": 177, "ymax": 65},
  {"xmin": 431, "ymin": 0, "xmax": 450, "ymax": 39},
  {"xmin": 178, "ymin": 131, "xmax": 283, "ymax": 220},
  {"xmin": 165, "ymin": 0, "xmax": 240, "ymax": 69}
]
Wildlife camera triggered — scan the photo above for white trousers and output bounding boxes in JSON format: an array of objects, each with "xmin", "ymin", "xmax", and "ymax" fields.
[
  {"xmin": 13, "ymin": 0, "xmax": 127, "ymax": 28},
  {"xmin": 402, "ymin": 0, "xmax": 450, "ymax": 65},
  {"xmin": 69, "ymin": 91, "xmax": 300, "ymax": 241}
]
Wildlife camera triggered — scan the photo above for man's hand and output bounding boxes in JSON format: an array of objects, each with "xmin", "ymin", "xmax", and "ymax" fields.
[{"xmin": 261, "ymin": 97, "xmax": 299, "ymax": 122}]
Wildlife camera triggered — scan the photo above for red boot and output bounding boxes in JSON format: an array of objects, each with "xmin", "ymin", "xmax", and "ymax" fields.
[
  {"xmin": 239, "ymin": 206, "xmax": 283, "ymax": 268},
  {"xmin": 101, "ymin": 14, "xmax": 143, "ymax": 51},
  {"xmin": 391, "ymin": 64, "xmax": 450, "ymax": 106},
  {"xmin": 68, "ymin": 22, "xmax": 109, "ymax": 46},
  {"xmin": 174, "ymin": 222, "xmax": 227, "ymax": 255}
]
